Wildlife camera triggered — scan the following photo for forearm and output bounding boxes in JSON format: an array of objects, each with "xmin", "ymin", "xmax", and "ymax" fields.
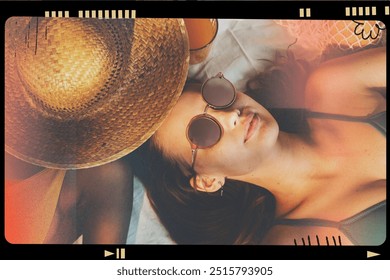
[
  {"xmin": 318, "ymin": 47, "xmax": 386, "ymax": 90},
  {"xmin": 305, "ymin": 47, "xmax": 386, "ymax": 114}
]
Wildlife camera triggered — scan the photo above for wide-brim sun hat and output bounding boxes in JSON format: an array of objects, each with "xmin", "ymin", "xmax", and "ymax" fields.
[{"xmin": 5, "ymin": 17, "xmax": 190, "ymax": 169}]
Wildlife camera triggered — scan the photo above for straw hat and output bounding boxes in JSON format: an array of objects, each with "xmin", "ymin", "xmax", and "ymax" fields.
[{"xmin": 5, "ymin": 17, "xmax": 190, "ymax": 169}]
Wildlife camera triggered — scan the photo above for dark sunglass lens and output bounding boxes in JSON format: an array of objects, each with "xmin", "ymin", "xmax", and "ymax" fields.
[
  {"xmin": 202, "ymin": 77, "xmax": 235, "ymax": 108},
  {"xmin": 188, "ymin": 117, "xmax": 221, "ymax": 148}
]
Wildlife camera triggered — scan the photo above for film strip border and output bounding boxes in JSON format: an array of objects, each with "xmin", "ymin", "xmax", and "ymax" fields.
[
  {"xmin": 45, "ymin": 10, "xmax": 136, "ymax": 19},
  {"xmin": 45, "ymin": 6, "xmax": 389, "ymax": 19},
  {"xmin": 298, "ymin": 5, "xmax": 390, "ymax": 18},
  {"xmin": 46, "ymin": 9, "xmax": 389, "ymax": 19}
]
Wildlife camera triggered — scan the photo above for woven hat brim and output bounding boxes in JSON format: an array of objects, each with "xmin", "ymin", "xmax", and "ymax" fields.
[{"xmin": 5, "ymin": 17, "xmax": 190, "ymax": 169}]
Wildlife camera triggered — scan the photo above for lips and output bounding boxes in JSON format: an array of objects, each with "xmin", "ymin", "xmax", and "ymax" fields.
[{"xmin": 244, "ymin": 113, "xmax": 260, "ymax": 143}]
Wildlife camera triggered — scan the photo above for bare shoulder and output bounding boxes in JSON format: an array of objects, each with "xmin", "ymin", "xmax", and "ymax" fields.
[{"xmin": 261, "ymin": 225, "xmax": 353, "ymax": 246}]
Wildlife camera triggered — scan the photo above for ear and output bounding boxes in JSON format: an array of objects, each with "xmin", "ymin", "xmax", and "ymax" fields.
[{"xmin": 189, "ymin": 174, "xmax": 225, "ymax": 193}]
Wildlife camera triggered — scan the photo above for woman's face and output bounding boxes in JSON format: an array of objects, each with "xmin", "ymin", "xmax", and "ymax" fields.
[{"xmin": 154, "ymin": 84, "xmax": 279, "ymax": 179}]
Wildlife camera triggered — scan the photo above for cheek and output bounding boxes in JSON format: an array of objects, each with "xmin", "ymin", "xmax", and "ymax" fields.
[
  {"xmin": 197, "ymin": 118, "xmax": 278, "ymax": 177},
  {"xmin": 218, "ymin": 150, "xmax": 259, "ymax": 176},
  {"xmin": 206, "ymin": 137, "xmax": 258, "ymax": 176}
]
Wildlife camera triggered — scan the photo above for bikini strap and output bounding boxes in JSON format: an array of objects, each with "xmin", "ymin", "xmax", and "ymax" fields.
[
  {"xmin": 306, "ymin": 110, "xmax": 372, "ymax": 122},
  {"xmin": 306, "ymin": 110, "xmax": 386, "ymax": 136},
  {"xmin": 274, "ymin": 200, "xmax": 386, "ymax": 228},
  {"xmin": 274, "ymin": 217, "xmax": 340, "ymax": 228}
]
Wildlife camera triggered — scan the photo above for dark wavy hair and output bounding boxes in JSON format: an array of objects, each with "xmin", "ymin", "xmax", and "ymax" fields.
[
  {"xmin": 129, "ymin": 138, "xmax": 276, "ymax": 244},
  {"xmin": 127, "ymin": 51, "xmax": 317, "ymax": 245}
]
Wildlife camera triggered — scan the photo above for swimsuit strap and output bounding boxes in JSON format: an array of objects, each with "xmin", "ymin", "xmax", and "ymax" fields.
[
  {"xmin": 305, "ymin": 110, "xmax": 386, "ymax": 136},
  {"xmin": 306, "ymin": 110, "xmax": 385, "ymax": 123},
  {"xmin": 274, "ymin": 217, "xmax": 339, "ymax": 228},
  {"xmin": 340, "ymin": 199, "xmax": 386, "ymax": 225},
  {"xmin": 274, "ymin": 200, "xmax": 386, "ymax": 228}
]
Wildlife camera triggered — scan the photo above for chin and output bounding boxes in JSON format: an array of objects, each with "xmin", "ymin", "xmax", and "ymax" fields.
[{"xmin": 259, "ymin": 119, "xmax": 279, "ymax": 146}]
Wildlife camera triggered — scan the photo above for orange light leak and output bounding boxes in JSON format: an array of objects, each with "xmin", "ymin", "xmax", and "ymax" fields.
[{"xmin": 184, "ymin": 19, "xmax": 216, "ymax": 50}]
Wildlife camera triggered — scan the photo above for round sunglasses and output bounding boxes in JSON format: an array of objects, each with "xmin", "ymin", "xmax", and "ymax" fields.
[{"xmin": 186, "ymin": 72, "xmax": 236, "ymax": 172}]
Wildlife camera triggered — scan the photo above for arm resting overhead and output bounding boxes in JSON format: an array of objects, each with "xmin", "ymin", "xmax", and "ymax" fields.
[{"xmin": 305, "ymin": 47, "xmax": 386, "ymax": 114}]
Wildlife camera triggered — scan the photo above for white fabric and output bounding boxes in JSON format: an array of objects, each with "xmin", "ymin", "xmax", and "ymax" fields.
[
  {"xmin": 135, "ymin": 193, "xmax": 174, "ymax": 244},
  {"xmin": 188, "ymin": 19, "xmax": 321, "ymax": 90},
  {"xmin": 127, "ymin": 176, "xmax": 174, "ymax": 244}
]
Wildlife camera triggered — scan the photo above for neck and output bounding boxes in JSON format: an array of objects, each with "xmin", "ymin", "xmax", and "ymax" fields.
[{"xmin": 233, "ymin": 131, "xmax": 328, "ymax": 217}]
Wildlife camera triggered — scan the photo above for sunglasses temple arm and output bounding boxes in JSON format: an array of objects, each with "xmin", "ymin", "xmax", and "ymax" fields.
[{"xmin": 191, "ymin": 148, "xmax": 198, "ymax": 171}]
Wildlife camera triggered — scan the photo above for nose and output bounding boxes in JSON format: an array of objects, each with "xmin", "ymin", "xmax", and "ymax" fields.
[{"xmin": 210, "ymin": 108, "xmax": 240, "ymax": 130}]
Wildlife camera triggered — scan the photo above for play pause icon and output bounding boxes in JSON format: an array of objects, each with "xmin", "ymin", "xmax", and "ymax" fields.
[
  {"xmin": 104, "ymin": 250, "xmax": 114, "ymax": 257},
  {"xmin": 116, "ymin": 248, "xmax": 125, "ymax": 259},
  {"xmin": 104, "ymin": 248, "xmax": 125, "ymax": 259}
]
